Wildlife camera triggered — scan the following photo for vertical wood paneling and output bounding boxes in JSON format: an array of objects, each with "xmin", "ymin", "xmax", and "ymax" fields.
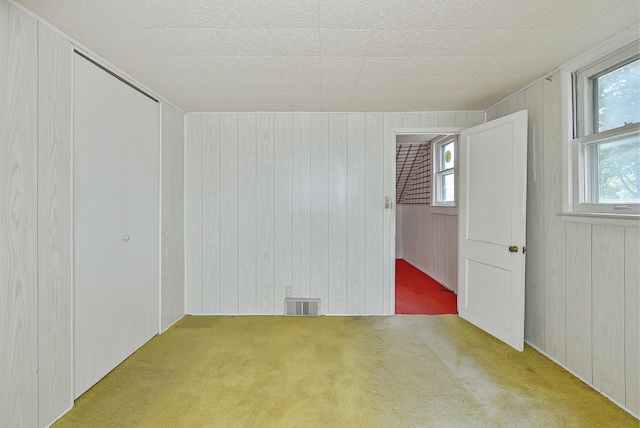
[
  {"xmin": 367, "ymin": 114, "xmax": 385, "ymax": 318},
  {"xmin": 328, "ymin": 114, "xmax": 348, "ymax": 314},
  {"xmin": 256, "ymin": 114, "xmax": 275, "ymax": 314},
  {"xmin": 310, "ymin": 115, "xmax": 329, "ymax": 307},
  {"xmin": 419, "ymin": 112, "xmax": 438, "ymax": 127},
  {"xmin": 347, "ymin": 114, "xmax": 366, "ymax": 314},
  {"xmin": 184, "ymin": 115, "xmax": 202, "ymax": 313},
  {"xmin": 384, "ymin": 113, "xmax": 402, "ymax": 314},
  {"xmin": 161, "ymin": 104, "xmax": 173, "ymax": 318},
  {"xmin": 496, "ymin": 100, "xmax": 511, "ymax": 119},
  {"xmin": 219, "ymin": 114, "xmax": 239, "ymax": 313},
  {"xmin": 565, "ymin": 223, "xmax": 592, "ymax": 382},
  {"xmin": 510, "ymin": 91, "xmax": 525, "ymax": 113},
  {"xmin": 171, "ymin": 107, "xmax": 185, "ymax": 323},
  {"xmin": 274, "ymin": 114, "xmax": 293, "ymax": 313},
  {"xmin": 523, "ymin": 82, "xmax": 545, "ymax": 348},
  {"xmin": 160, "ymin": 103, "xmax": 185, "ymax": 329},
  {"xmin": 455, "ymin": 111, "xmax": 469, "ymax": 127},
  {"xmin": 161, "ymin": 104, "xmax": 175, "ymax": 327},
  {"xmin": 202, "ymin": 114, "xmax": 220, "ymax": 313},
  {"xmin": 436, "ymin": 111, "xmax": 456, "ymax": 127},
  {"xmin": 486, "ymin": 105, "xmax": 498, "ymax": 121},
  {"xmin": 542, "ymin": 73, "xmax": 566, "ymax": 365},
  {"xmin": 0, "ymin": 3, "xmax": 38, "ymax": 425},
  {"xmin": 592, "ymin": 225, "xmax": 626, "ymax": 404},
  {"xmin": 401, "ymin": 113, "xmax": 420, "ymax": 127},
  {"xmin": 624, "ymin": 227, "xmax": 640, "ymax": 415},
  {"xmin": 37, "ymin": 21, "xmax": 72, "ymax": 425},
  {"xmin": 292, "ymin": 114, "xmax": 311, "ymax": 298},
  {"xmin": 238, "ymin": 114, "xmax": 257, "ymax": 313},
  {"xmin": 467, "ymin": 111, "xmax": 485, "ymax": 127}
]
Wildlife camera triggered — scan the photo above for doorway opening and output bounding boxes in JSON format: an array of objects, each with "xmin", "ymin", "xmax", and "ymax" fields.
[{"xmin": 393, "ymin": 129, "xmax": 463, "ymax": 315}]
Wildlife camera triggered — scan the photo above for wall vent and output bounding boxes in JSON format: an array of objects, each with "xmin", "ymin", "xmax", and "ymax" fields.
[{"xmin": 284, "ymin": 298, "xmax": 320, "ymax": 316}]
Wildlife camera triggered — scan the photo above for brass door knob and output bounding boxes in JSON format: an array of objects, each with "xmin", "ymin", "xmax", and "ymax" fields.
[{"xmin": 508, "ymin": 245, "xmax": 518, "ymax": 253}]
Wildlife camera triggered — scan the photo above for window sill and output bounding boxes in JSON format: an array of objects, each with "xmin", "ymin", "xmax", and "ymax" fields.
[{"xmin": 559, "ymin": 212, "xmax": 640, "ymax": 228}]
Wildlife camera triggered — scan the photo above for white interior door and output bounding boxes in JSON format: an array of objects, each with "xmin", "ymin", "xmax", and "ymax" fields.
[
  {"xmin": 73, "ymin": 54, "xmax": 159, "ymax": 397},
  {"xmin": 458, "ymin": 110, "xmax": 528, "ymax": 351}
]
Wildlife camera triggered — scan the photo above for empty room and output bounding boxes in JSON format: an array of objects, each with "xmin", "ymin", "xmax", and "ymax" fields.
[{"xmin": 1, "ymin": 0, "xmax": 638, "ymax": 426}]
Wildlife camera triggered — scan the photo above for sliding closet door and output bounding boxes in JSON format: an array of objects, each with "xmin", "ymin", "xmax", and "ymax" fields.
[{"xmin": 73, "ymin": 54, "xmax": 159, "ymax": 398}]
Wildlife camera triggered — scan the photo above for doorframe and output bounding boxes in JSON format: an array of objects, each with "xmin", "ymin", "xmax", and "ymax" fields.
[{"xmin": 389, "ymin": 127, "xmax": 467, "ymax": 314}]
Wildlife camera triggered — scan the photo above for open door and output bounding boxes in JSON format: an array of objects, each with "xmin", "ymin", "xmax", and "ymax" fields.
[{"xmin": 458, "ymin": 110, "xmax": 528, "ymax": 351}]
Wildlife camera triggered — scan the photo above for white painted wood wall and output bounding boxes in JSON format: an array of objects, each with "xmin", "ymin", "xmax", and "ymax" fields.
[
  {"xmin": 1, "ymin": 3, "xmax": 74, "ymax": 426},
  {"xmin": 400, "ymin": 206, "xmax": 459, "ymax": 292},
  {"xmin": 487, "ymin": 72, "xmax": 639, "ymax": 417},
  {"xmin": 185, "ymin": 111, "xmax": 484, "ymax": 315},
  {"xmin": 0, "ymin": 1, "xmax": 186, "ymax": 425},
  {"xmin": 161, "ymin": 103, "xmax": 186, "ymax": 332}
]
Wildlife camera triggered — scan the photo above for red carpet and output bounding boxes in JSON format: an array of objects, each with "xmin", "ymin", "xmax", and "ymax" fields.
[{"xmin": 395, "ymin": 259, "xmax": 458, "ymax": 315}]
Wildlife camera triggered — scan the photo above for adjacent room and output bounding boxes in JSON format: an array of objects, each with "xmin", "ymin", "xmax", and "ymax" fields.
[{"xmin": 1, "ymin": 0, "xmax": 638, "ymax": 426}]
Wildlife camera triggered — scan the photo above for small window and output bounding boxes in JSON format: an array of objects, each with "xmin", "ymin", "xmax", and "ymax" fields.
[
  {"xmin": 573, "ymin": 43, "xmax": 640, "ymax": 215},
  {"xmin": 433, "ymin": 136, "xmax": 455, "ymax": 205}
]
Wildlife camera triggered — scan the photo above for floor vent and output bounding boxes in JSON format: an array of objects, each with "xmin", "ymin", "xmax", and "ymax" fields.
[{"xmin": 285, "ymin": 298, "xmax": 320, "ymax": 316}]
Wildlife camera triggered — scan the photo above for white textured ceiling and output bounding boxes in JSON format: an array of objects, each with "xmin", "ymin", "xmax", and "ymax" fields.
[{"xmin": 15, "ymin": 0, "xmax": 639, "ymax": 112}]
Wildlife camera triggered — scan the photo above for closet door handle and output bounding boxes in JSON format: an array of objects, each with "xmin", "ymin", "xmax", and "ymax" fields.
[{"xmin": 123, "ymin": 235, "xmax": 130, "ymax": 241}]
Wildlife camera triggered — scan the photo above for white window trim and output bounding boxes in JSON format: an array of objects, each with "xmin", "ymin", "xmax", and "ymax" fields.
[
  {"xmin": 559, "ymin": 24, "xmax": 640, "ymax": 223},
  {"xmin": 432, "ymin": 135, "xmax": 456, "ymax": 207}
]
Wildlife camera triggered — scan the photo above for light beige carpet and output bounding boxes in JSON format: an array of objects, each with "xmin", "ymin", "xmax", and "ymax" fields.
[{"xmin": 55, "ymin": 315, "xmax": 637, "ymax": 427}]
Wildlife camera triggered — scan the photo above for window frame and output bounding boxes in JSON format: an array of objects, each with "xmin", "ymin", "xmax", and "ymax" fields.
[
  {"xmin": 432, "ymin": 135, "xmax": 456, "ymax": 207},
  {"xmin": 570, "ymin": 41, "xmax": 640, "ymax": 216}
]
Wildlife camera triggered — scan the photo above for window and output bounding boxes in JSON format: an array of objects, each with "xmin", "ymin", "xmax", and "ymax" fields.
[
  {"xmin": 433, "ymin": 136, "xmax": 455, "ymax": 206},
  {"xmin": 572, "ymin": 42, "xmax": 640, "ymax": 215}
]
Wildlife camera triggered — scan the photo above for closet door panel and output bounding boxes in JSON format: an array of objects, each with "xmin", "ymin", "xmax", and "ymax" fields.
[{"xmin": 73, "ymin": 54, "xmax": 159, "ymax": 398}]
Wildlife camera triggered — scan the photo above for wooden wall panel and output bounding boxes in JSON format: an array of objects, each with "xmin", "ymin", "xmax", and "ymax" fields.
[
  {"xmin": 274, "ymin": 114, "xmax": 293, "ymax": 314},
  {"xmin": 256, "ymin": 114, "xmax": 275, "ymax": 314},
  {"xmin": 219, "ymin": 114, "xmax": 239, "ymax": 313},
  {"xmin": 0, "ymin": 3, "xmax": 38, "ymax": 426},
  {"xmin": 171, "ymin": 106, "xmax": 185, "ymax": 324},
  {"xmin": 542, "ymin": 73, "xmax": 566, "ymax": 365},
  {"xmin": 160, "ymin": 103, "xmax": 185, "ymax": 330},
  {"xmin": 401, "ymin": 113, "xmax": 420, "ymax": 127},
  {"xmin": 202, "ymin": 114, "xmax": 220, "ymax": 313},
  {"xmin": 592, "ymin": 225, "xmax": 626, "ymax": 404},
  {"xmin": 365, "ymin": 114, "xmax": 385, "ymax": 314},
  {"xmin": 37, "ymin": 20, "xmax": 72, "ymax": 426},
  {"xmin": 523, "ymin": 82, "xmax": 545, "ymax": 349},
  {"xmin": 419, "ymin": 112, "xmax": 438, "ymax": 127},
  {"xmin": 188, "ymin": 111, "xmax": 485, "ymax": 317},
  {"xmin": 347, "ymin": 114, "xmax": 366, "ymax": 314},
  {"xmin": 184, "ymin": 115, "xmax": 202, "ymax": 313},
  {"xmin": 328, "ymin": 114, "xmax": 348, "ymax": 314},
  {"xmin": 310, "ymin": 115, "xmax": 329, "ymax": 307},
  {"xmin": 161, "ymin": 104, "xmax": 175, "ymax": 327},
  {"xmin": 292, "ymin": 114, "xmax": 311, "ymax": 298},
  {"xmin": 238, "ymin": 114, "xmax": 257, "ymax": 313},
  {"xmin": 624, "ymin": 227, "xmax": 639, "ymax": 415},
  {"xmin": 564, "ymin": 223, "xmax": 592, "ymax": 382}
]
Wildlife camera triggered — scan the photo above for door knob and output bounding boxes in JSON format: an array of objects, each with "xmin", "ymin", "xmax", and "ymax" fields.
[
  {"xmin": 508, "ymin": 245, "xmax": 518, "ymax": 253},
  {"xmin": 123, "ymin": 235, "xmax": 130, "ymax": 241}
]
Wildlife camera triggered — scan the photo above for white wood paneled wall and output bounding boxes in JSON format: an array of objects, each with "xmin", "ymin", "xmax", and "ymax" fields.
[
  {"xmin": 161, "ymin": 102, "xmax": 185, "ymax": 332},
  {"xmin": 400, "ymin": 206, "xmax": 459, "ymax": 292},
  {"xmin": 37, "ymin": 22, "xmax": 73, "ymax": 425},
  {"xmin": 487, "ymin": 72, "xmax": 640, "ymax": 416},
  {"xmin": 0, "ymin": 3, "xmax": 38, "ymax": 425},
  {"xmin": 1, "ymin": 3, "xmax": 75, "ymax": 426},
  {"xmin": 185, "ymin": 111, "xmax": 482, "ymax": 315}
]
